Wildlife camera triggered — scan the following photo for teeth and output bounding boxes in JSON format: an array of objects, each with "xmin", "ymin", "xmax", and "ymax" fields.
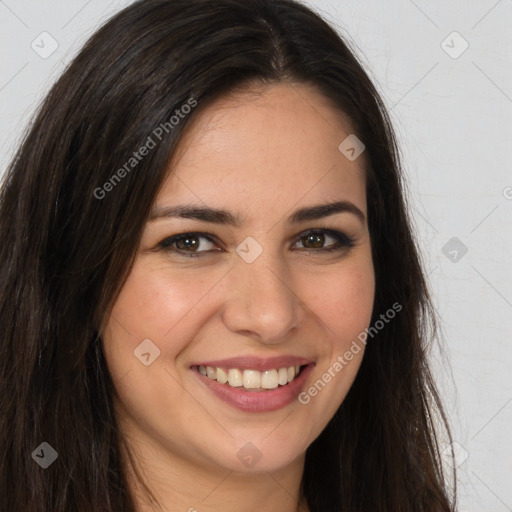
[
  {"xmin": 261, "ymin": 369, "xmax": 278, "ymax": 389},
  {"xmin": 243, "ymin": 369, "xmax": 261, "ymax": 389},
  {"xmin": 277, "ymin": 367, "xmax": 288, "ymax": 385},
  {"xmin": 216, "ymin": 367, "xmax": 228, "ymax": 384},
  {"xmin": 228, "ymin": 368, "xmax": 243, "ymax": 387},
  {"xmin": 199, "ymin": 364, "xmax": 303, "ymax": 390}
]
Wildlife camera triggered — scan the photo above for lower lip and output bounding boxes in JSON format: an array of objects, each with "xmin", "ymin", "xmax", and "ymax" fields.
[{"xmin": 193, "ymin": 364, "xmax": 314, "ymax": 413}]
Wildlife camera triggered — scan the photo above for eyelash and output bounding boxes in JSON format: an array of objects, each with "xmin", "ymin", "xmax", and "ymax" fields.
[{"xmin": 157, "ymin": 229, "xmax": 356, "ymax": 259}]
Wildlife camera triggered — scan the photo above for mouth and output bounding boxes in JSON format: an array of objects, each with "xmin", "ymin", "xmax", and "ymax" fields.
[
  {"xmin": 195, "ymin": 364, "xmax": 305, "ymax": 391},
  {"xmin": 191, "ymin": 357, "xmax": 315, "ymax": 412}
]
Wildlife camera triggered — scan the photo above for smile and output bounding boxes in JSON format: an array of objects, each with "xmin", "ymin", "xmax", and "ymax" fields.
[
  {"xmin": 191, "ymin": 356, "xmax": 315, "ymax": 412},
  {"xmin": 197, "ymin": 365, "xmax": 303, "ymax": 391}
]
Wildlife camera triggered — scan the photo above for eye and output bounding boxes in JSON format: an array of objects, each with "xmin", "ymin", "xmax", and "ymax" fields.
[
  {"xmin": 158, "ymin": 232, "xmax": 220, "ymax": 258},
  {"xmin": 292, "ymin": 228, "xmax": 355, "ymax": 254}
]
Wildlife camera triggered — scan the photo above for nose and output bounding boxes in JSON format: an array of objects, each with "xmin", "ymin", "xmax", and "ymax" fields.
[{"xmin": 220, "ymin": 250, "xmax": 306, "ymax": 344}]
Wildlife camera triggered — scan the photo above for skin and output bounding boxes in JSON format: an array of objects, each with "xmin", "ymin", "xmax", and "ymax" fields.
[{"xmin": 102, "ymin": 82, "xmax": 375, "ymax": 512}]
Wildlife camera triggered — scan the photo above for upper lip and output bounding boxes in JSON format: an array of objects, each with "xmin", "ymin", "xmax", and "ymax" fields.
[{"xmin": 191, "ymin": 355, "xmax": 314, "ymax": 371}]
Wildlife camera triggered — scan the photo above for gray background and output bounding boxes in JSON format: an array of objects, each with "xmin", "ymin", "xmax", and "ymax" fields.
[{"xmin": 1, "ymin": 1, "xmax": 511, "ymax": 510}]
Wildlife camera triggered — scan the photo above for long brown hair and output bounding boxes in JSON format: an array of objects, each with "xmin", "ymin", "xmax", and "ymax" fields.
[{"xmin": 0, "ymin": 0, "xmax": 455, "ymax": 510}]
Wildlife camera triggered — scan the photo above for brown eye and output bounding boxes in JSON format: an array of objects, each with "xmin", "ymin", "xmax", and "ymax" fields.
[
  {"xmin": 159, "ymin": 232, "xmax": 218, "ymax": 257},
  {"xmin": 175, "ymin": 235, "xmax": 200, "ymax": 251},
  {"xmin": 302, "ymin": 233, "xmax": 326, "ymax": 249},
  {"xmin": 293, "ymin": 229, "xmax": 355, "ymax": 253}
]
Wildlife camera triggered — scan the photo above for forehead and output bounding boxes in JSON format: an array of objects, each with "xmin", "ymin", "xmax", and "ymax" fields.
[{"xmin": 156, "ymin": 82, "xmax": 367, "ymax": 222}]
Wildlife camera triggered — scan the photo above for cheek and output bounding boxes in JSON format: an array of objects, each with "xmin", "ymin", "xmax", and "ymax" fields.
[
  {"xmin": 100, "ymin": 261, "xmax": 217, "ymax": 395},
  {"xmin": 295, "ymin": 257, "xmax": 374, "ymax": 421},
  {"xmin": 100, "ymin": 261, "xmax": 219, "ymax": 452},
  {"xmin": 325, "ymin": 260, "xmax": 375, "ymax": 376},
  {"xmin": 105, "ymin": 260, "xmax": 225, "ymax": 349},
  {"xmin": 303, "ymin": 257, "xmax": 375, "ymax": 342}
]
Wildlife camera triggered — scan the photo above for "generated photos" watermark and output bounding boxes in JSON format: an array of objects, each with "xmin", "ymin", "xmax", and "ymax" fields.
[
  {"xmin": 94, "ymin": 96, "xmax": 197, "ymax": 200},
  {"xmin": 298, "ymin": 302, "xmax": 402, "ymax": 404}
]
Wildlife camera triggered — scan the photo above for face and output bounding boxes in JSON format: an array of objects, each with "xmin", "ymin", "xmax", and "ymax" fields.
[{"xmin": 102, "ymin": 82, "xmax": 375, "ymax": 477}]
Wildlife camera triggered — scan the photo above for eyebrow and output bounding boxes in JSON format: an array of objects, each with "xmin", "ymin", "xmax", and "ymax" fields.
[{"xmin": 148, "ymin": 200, "xmax": 365, "ymax": 226}]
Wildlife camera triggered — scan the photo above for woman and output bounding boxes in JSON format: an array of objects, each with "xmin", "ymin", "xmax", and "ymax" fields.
[{"xmin": 0, "ymin": 0, "xmax": 456, "ymax": 510}]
